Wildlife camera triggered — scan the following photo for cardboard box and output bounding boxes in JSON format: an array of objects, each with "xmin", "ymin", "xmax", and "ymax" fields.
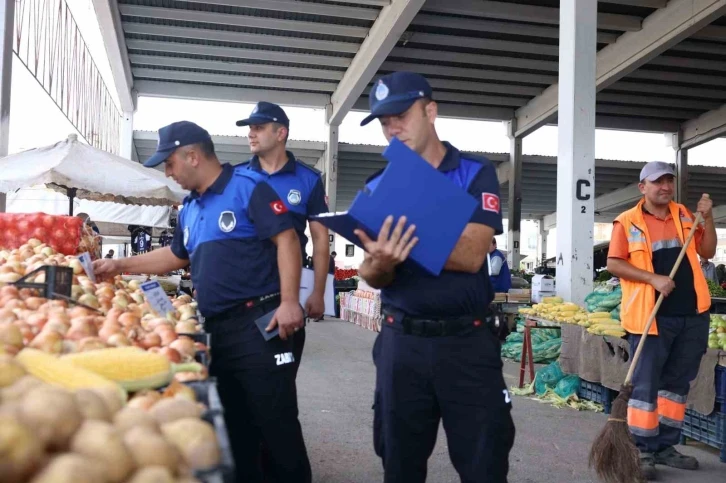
[
  {"xmin": 532, "ymin": 291, "xmax": 557, "ymax": 304},
  {"xmin": 531, "ymin": 275, "xmax": 555, "ymax": 292}
]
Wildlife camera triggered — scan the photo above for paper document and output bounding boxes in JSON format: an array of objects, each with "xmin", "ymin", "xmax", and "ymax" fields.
[{"xmin": 299, "ymin": 268, "xmax": 336, "ymax": 316}]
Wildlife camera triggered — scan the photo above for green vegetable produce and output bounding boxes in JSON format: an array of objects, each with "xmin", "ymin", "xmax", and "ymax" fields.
[{"xmin": 707, "ymin": 280, "xmax": 726, "ymax": 297}]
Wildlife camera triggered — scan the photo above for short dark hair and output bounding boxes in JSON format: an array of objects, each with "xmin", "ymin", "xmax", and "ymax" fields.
[
  {"xmin": 492, "ymin": 238, "xmax": 497, "ymax": 246},
  {"xmin": 272, "ymin": 122, "xmax": 289, "ymax": 144},
  {"xmin": 193, "ymin": 139, "xmax": 216, "ymax": 157},
  {"xmin": 331, "ymin": 251, "xmax": 337, "ymax": 257}
]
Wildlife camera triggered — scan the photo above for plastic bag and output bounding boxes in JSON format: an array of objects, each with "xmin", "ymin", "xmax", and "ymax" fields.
[
  {"xmin": 534, "ymin": 361, "xmax": 565, "ymax": 395},
  {"xmin": 554, "ymin": 374, "xmax": 581, "ymax": 399}
]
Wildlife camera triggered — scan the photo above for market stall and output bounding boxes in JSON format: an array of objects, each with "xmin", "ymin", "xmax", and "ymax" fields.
[
  {"xmin": 339, "ymin": 279, "xmax": 382, "ymax": 333},
  {"xmin": 0, "ymin": 232, "xmax": 236, "ymax": 481},
  {"xmin": 508, "ymin": 283, "xmax": 726, "ymax": 462}
]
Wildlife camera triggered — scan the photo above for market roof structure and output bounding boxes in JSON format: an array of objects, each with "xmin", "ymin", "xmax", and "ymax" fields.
[
  {"xmin": 133, "ymin": 131, "xmax": 726, "ymax": 226},
  {"xmin": 87, "ymin": 0, "xmax": 726, "ymax": 302}
]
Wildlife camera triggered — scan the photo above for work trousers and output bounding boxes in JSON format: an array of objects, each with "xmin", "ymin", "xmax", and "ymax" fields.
[
  {"xmin": 373, "ymin": 310, "xmax": 516, "ymax": 483},
  {"xmin": 627, "ymin": 313, "xmax": 709, "ymax": 454},
  {"xmin": 208, "ymin": 300, "xmax": 312, "ymax": 483}
]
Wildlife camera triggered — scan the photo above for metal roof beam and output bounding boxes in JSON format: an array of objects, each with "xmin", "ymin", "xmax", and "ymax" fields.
[
  {"xmin": 126, "ymin": 39, "xmax": 350, "ymax": 69},
  {"xmin": 409, "ymin": 13, "xmax": 620, "ymax": 44},
  {"xmin": 132, "ymin": 68, "xmax": 338, "ymax": 93},
  {"xmin": 328, "ymin": 0, "xmax": 425, "ymax": 125},
  {"xmin": 134, "ymin": 131, "xmax": 326, "ymax": 152},
  {"xmin": 543, "ymin": 183, "xmax": 643, "ymax": 229},
  {"xmin": 599, "ymin": 1, "xmax": 667, "ymax": 6},
  {"xmin": 118, "ymin": 5, "xmax": 369, "ymax": 38},
  {"xmin": 92, "ymin": 0, "xmax": 135, "ymax": 112},
  {"xmin": 606, "ymin": 81, "xmax": 726, "ymax": 102},
  {"xmin": 515, "ymin": 0, "xmax": 726, "ymax": 138},
  {"xmin": 122, "ymin": 22, "xmax": 358, "ymax": 54},
  {"xmin": 680, "ymin": 103, "xmax": 726, "ymax": 150},
  {"xmin": 129, "ymin": 54, "xmax": 345, "ymax": 82},
  {"xmin": 134, "ymin": 80, "xmax": 329, "ymax": 108},
  {"xmin": 382, "ymin": 56, "xmax": 557, "ymax": 85},
  {"xmin": 181, "ymin": 0, "xmax": 379, "ymax": 21},
  {"xmin": 422, "ymin": 0, "xmax": 642, "ymax": 31},
  {"xmin": 325, "ymin": 0, "xmax": 389, "ymax": 5},
  {"xmin": 692, "ymin": 23, "xmax": 726, "ymax": 41}
]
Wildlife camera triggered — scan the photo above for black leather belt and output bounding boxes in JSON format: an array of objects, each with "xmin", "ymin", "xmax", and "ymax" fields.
[
  {"xmin": 206, "ymin": 292, "xmax": 281, "ymax": 324},
  {"xmin": 382, "ymin": 306, "xmax": 494, "ymax": 337}
]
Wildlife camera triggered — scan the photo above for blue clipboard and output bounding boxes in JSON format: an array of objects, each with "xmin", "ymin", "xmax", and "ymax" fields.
[{"xmin": 312, "ymin": 138, "xmax": 477, "ymax": 275}]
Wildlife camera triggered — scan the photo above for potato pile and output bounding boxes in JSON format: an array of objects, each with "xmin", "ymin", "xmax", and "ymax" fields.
[{"xmin": 0, "ymin": 358, "xmax": 221, "ymax": 483}]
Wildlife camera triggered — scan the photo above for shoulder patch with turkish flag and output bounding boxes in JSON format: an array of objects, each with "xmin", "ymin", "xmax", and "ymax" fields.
[
  {"xmin": 482, "ymin": 193, "xmax": 500, "ymax": 213},
  {"xmin": 269, "ymin": 200, "xmax": 288, "ymax": 215}
]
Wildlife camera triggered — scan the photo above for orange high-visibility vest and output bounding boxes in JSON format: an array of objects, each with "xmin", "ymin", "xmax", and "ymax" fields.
[{"xmin": 614, "ymin": 199, "xmax": 710, "ymax": 335}]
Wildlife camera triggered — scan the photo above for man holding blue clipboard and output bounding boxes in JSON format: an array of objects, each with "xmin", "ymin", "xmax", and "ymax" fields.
[{"xmin": 357, "ymin": 72, "xmax": 515, "ymax": 482}]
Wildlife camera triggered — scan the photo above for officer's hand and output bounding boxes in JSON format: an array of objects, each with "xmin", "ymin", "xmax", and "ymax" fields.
[
  {"xmin": 697, "ymin": 193, "xmax": 712, "ymax": 220},
  {"xmin": 92, "ymin": 259, "xmax": 120, "ymax": 280},
  {"xmin": 267, "ymin": 301, "xmax": 304, "ymax": 340},
  {"xmin": 304, "ymin": 292, "xmax": 325, "ymax": 320},
  {"xmin": 650, "ymin": 274, "xmax": 675, "ymax": 297},
  {"xmin": 355, "ymin": 216, "xmax": 418, "ymax": 272}
]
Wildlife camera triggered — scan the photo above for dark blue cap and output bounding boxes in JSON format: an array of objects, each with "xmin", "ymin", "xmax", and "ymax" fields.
[
  {"xmin": 143, "ymin": 121, "xmax": 212, "ymax": 168},
  {"xmin": 360, "ymin": 72, "xmax": 433, "ymax": 126},
  {"xmin": 236, "ymin": 102, "xmax": 290, "ymax": 128}
]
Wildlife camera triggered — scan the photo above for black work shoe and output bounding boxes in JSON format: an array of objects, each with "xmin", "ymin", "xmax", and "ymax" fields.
[
  {"xmin": 640, "ymin": 453, "xmax": 657, "ymax": 481},
  {"xmin": 654, "ymin": 446, "xmax": 699, "ymax": 470}
]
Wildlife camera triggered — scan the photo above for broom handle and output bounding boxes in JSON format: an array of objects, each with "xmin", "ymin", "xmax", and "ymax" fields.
[{"xmin": 624, "ymin": 210, "xmax": 704, "ymax": 385}]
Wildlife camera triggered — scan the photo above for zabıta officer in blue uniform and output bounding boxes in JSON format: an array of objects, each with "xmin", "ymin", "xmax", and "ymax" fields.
[
  {"xmin": 93, "ymin": 121, "xmax": 312, "ymax": 483},
  {"xmin": 236, "ymin": 101, "xmax": 330, "ymax": 363},
  {"xmin": 355, "ymin": 72, "xmax": 516, "ymax": 482}
]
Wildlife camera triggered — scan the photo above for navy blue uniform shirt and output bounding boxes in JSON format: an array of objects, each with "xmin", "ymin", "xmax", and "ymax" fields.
[
  {"xmin": 238, "ymin": 152, "xmax": 328, "ymax": 254},
  {"xmin": 170, "ymin": 163, "xmax": 294, "ymax": 317},
  {"xmin": 366, "ymin": 142, "xmax": 503, "ymax": 318}
]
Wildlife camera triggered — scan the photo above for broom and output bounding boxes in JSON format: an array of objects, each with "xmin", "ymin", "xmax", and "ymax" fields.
[{"xmin": 589, "ymin": 207, "xmax": 705, "ymax": 483}]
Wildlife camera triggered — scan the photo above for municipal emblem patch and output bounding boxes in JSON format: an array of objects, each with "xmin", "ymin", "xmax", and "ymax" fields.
[
  {"xmin": 375, "ymin": 81, "xmax": 389, "ymax": 101},
  {"xmin": 287, "ymin": 189, "xmax": 302, "ymax": 206},
  {"xmin": 218, "ymin": 211, "xmax": 236, "ymax": 233}
]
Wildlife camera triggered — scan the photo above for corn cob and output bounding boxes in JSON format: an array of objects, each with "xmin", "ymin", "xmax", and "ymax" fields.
[
  {"xmin": 15, "ymin": 348, "xmax": 126, "ymax": 400},
  {"xmin": 61, "ymin": 347, "xmax": 202, "ymax": 392}
]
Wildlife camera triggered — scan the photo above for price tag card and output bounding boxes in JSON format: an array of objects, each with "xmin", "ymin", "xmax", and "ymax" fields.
[
  {"xmin": 141, "ymin": 280, "xmax": 175, "ymax": 316},
  {"xmin": 77, "ymin": 252, "xmax": 96, "ymax": 283}
]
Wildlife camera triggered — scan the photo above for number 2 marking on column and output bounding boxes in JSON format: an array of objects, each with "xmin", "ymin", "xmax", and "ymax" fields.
[{"xmin": 581, "ymin": 206, "xmax": 586, "ymax": 214}]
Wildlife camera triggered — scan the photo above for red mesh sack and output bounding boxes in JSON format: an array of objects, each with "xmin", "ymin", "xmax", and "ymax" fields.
[{"xmin": 0, "ymin": 213, "xmax": 100, "ymax": 259}]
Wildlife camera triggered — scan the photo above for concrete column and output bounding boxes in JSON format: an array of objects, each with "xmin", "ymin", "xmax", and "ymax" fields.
[
  {"xmin": 506, "ymin": 119, "xmax": 522, "ymax": 270},
  {"xmin": 673, "ymin": 132, "xmax": 689, "ymax": 204},
  {"xmin": 0, "ymin": 0, "xmax": 14, "ymax": 213},
  {"xmin": 119, "ymin": 111, "xmax": 134, "ymax": 160},
  {"xmin": 323, "ymin": 119, "xmax": 339, "ymax": 252},
  {"xmin": 539, "ymin": 220, "xmax": 549, "ymax": 267},
  {"xmin": 555, "ymin": 0, "xmax": 597, "ymax": 305}
]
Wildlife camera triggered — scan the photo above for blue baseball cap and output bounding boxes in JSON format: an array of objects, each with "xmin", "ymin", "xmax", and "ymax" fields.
[
  {"xmin": 360, "ymin": 71, "xmax": 433, "ymax": 126},
  {"xmin": 236, "ymin": 101, "xmax": 290, "ymax": 128},
  {"xmin": 143, "ymin": 121, "xmax": 212, "ymax": 168}
]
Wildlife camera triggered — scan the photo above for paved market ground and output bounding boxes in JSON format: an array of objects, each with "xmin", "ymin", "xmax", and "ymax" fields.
[{"xmin": 296, "ymin": 319, "xmax": 724, "ymax": 483}]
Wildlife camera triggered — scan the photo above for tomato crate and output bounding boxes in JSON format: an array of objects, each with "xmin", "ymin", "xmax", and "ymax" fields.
[
  {"xmin": 680, "ymin": 409, "xmax": 726, "ymax": 463},
  {"xmin": 577, "ymin": 380, "xmax": 616, "ymax": 414}
]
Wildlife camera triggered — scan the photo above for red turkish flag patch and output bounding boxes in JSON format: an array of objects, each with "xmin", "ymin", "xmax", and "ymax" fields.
[
  {"xmin": 270, "ymin": 200, "xmax": 288, "ymax": 215},
  {"xmin": 482, "ymin": 193, "xmax": 500, "ymax": 213}
]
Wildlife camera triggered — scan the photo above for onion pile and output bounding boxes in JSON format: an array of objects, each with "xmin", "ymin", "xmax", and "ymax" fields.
[{"xmin": 0, "ymin": 241, "xmax": 208, "ymax": 366}]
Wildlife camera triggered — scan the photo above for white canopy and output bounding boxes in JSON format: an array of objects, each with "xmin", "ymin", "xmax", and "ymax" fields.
[{"xmin": 0, "ymin": 134, "xmax": 186, "ymax": 206}]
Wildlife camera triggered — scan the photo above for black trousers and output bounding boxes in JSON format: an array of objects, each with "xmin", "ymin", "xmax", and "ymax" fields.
[
  {"xmin": 373, "ymin": 311, "xmax": 516, "ymax": 483},
  {"xmin": 208, "ymin": 301, "xmax": 312, "ymax": 483},
  {"xmin": 627, "ymin": 313, "xmax": 709, "ymax": 453}
]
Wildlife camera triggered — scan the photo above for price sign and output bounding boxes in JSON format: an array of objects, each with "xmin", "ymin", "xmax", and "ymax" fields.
[
  {"xmin": 141, "ymin": 280, "xmax": 175, "ymax": 316},
  {"xmin": 77, "ymin": 252, "xmax": 95, "ymax": 283}
]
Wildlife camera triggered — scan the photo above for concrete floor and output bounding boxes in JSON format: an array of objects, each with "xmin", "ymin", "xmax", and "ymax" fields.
[{"xmin": 296, "ymin": 319, "xmax": 725, "ymax": 483}]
